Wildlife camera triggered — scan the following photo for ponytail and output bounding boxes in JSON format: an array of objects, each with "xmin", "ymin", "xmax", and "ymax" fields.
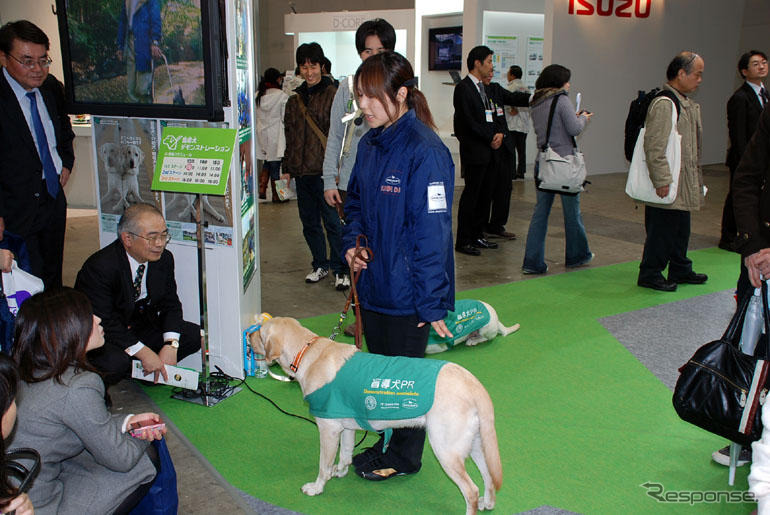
[{"xmin": 355, "ymin": 52, "xmax": 436, "ymax": 130}]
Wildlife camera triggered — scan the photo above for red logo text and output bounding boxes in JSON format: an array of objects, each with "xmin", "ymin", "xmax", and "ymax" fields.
[{"xmin": 568, "ymin": 0, "xmax": 651, "ymax": 18}]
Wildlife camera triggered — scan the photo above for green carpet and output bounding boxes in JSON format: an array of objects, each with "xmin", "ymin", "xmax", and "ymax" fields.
[{"xmin": 144, "ymin": 248, "xmax": 754, "ymax": 513}]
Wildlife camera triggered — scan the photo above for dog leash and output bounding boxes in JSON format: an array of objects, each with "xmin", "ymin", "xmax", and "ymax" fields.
[{"xmin": 329, "ymin": 234, "xmax": 372, "ymax": 349}]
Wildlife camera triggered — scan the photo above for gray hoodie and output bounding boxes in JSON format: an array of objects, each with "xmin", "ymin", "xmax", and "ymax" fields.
[{"xmin": 321, "ymin": 75, "xmax": 369, "ymax": 192}]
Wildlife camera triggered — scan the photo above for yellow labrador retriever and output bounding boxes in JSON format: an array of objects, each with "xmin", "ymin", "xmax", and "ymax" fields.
[{"xmin": 249, "ymin": 316, "xmax": 502, "ymax": 515}]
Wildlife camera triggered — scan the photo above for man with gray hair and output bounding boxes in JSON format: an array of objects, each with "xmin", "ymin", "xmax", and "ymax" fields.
[
  {"xmin": 637, "ymin": 51, "xmax": 707, "ymax": 292},
  {"xmin": 76, "ymin": 203, "xmax": 201, "ymax": 386}
]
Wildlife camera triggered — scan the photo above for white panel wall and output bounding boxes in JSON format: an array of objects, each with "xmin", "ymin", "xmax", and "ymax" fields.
[{"xmin": 547, "ymin": 0, "xmax": 745, "ymax": 173}]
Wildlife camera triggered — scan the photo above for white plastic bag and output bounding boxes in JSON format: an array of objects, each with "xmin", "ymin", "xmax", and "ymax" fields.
[
  {"xmin": 2, "ymin": 261, "xmax": 44, "ymax": 316},
  {"xmin": 625, "ymin": 98, "xmax": 681, "ymax": 204},
  {"xmin": 275, "ymin": 178, "xmax": 295, "ymax": 201}
]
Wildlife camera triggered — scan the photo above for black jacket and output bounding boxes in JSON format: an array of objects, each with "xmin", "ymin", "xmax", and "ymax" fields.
[
  {"xmin": 726, "ymin": 81, "xmax": 764, "ymax": 171},
  {"xmin": 0, "ymin": 71, "xmax": 74, "ymax": 231},
  {"xmin": 75, "ymin": 240, "xmax": 185, "ymax": 350},
  {"xmin": 452, "ymin": 76, "xmax": 530, "ymax": 166}
]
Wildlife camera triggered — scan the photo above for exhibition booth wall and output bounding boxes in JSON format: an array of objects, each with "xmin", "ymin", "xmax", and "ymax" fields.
[{"xmin": 545, "ymin": 0, "xmax": 744, "ymax": 173}]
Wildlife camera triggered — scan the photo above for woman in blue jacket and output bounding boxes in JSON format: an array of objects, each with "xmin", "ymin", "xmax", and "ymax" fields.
[{"xmin": 342, "ymin": 52, "xmax": 455, "ymax": 481}]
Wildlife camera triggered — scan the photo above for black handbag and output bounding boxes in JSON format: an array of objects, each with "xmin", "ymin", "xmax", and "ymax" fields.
[{"xmin": 672, "ymin": 282, "xmax": 770, "ymax": 447}]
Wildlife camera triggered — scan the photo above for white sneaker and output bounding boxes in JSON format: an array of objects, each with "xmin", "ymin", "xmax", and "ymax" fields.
[
  {"xmin": 335, "ymin": 274, "xmax": 350, "ymax": 291},
  {"xmin": 305, "ymin": 268, "xmax": 329, "ymax": 283}
]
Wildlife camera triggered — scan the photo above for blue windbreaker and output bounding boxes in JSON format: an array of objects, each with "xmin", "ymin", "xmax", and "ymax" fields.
[
  {"xmin": 343, "ymin": 109, "xmax": 455, "ymax": 323},
  {"xmin": 117, "ymin": 0, "xmax": 162, "ymax": 72}
]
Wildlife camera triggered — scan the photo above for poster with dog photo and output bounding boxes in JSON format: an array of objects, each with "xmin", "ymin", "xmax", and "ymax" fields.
[
  {"xmin": 93, "ymin": 117, "xmax": 161, "ymax": 228},
  {"xmin": 159, "ymin": 120, "xmax": 233, "ymax": 246}
]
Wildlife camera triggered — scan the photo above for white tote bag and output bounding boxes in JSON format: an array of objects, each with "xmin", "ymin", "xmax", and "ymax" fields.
[
  {"xmin": 2, "ymin": 261, "xmax": 44, "ymax": 316},
  {"xmin": 625, "ymin": 98, "xmax": 681, "ymax": 204}
]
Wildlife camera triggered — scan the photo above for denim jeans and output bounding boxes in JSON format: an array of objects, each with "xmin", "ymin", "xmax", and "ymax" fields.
[
  {"xmin": 522, "ymin": 188, "xmax": 591, "ymax": 273},
  {"xmin": 294, "ymin": 174, "xmax": 345, "ymax": 275}
]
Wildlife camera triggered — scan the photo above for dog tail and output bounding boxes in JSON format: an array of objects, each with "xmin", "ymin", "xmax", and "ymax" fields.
[
  {"xmin": 498, "ymin": 321, "xmax": 520, "ymax": 337},
  {"xmin": 477, "ymin": 388, "xmax": 503, "ymax": 490}
]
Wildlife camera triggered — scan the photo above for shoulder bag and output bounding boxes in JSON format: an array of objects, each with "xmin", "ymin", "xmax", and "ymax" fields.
[
  {"xmin": 295, "ymin": 95, "xmax": 327, "ymax": 148},
  {"xmin": 536, "ymin": 94, "xmax": 587, "ymax": 195},
  {"xmin": 625, "ymin": 97, "xmax": 681, "ymax": 204},
  {"xmin": 672, "ymin": 282, "xmax": 770, "ymax": 447}
]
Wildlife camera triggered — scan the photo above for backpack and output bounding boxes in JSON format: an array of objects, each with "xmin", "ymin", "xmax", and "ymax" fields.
[{"xmin": 624, "ymin": 88, "xmax": 681, "ymax": 161}]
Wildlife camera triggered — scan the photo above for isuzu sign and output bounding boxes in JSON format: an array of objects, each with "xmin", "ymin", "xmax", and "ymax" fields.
[{"xmin": 568, "ymin": 0, "xmax": 651, "ymax": 18}]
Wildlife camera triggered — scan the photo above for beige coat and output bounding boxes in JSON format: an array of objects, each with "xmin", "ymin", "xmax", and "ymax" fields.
[{"xmin": 643, "ymin": 83, "xmax": 704, "ymax": 211}]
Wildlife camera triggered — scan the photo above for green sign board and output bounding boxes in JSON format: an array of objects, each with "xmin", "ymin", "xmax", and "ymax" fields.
[{"xmin": 152, "ymin": 127, "xmax": 237, "ymax": 195}]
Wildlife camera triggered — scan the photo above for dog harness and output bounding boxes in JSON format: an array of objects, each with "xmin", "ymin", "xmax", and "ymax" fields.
[
  {"xmin": 304, "ymin": 353, "xmax": 447, "ymax": 448},
  {"xmin": 427, "ymin": 299, "xmax": 491, "ymax": 348}
]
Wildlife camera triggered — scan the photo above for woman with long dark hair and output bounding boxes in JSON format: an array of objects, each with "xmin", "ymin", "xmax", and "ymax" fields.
[
  {"xmin": 0, "ymin": 354, "xmax": 33, "ymax": 514},
  {"xmin": 255, "ymin": 67, "xmax": 289, "ymax": 201},
  {"xmin": 343, "ymin": 51, "xmax": 454, "ymax": 480},
  {"xmin": 10, "ymin": 288, "xmax": 165, "ymax": 515},
  {"xmin": 522, "ymin": 64, "xmax": 594, "ymax": 274}
]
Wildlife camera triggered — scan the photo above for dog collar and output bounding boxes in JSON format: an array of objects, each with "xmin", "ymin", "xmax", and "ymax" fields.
[{"xmin": 290, "ymin": 336, "xmax": 321, "ymax": 373}]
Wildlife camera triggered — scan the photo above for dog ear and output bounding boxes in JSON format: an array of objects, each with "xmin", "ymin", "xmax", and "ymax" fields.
[
  {"xmin": 248, "ymin": 329, "xmax": 266, "ymax": 355},
  {"xmin": 260, "ymin": 320, "xmax": 282, "ymax": 363}
]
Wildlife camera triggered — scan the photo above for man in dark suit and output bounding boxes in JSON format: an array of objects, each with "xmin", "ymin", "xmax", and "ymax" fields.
[
  {"xmin": 722, "ymin": 50, "xmax": 768, "ymax": 302},
  {"xmin": 453, "ymin": 45, "xmax": 530, "ymax": 256},
  {"xmin": 0, "ymin": 20, "xmax": 74, "ymax": 288},
  {"xmin": 76, "ymin": 204, "xmax": 201, "ymax": 386},
  {"xmin": 723, "ymin": 50, "xmax": 768, "ymax": 251}
]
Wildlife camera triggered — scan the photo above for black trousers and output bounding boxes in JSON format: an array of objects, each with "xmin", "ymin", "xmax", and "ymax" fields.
[
  {"xmin": 487, "ymin": 150, "xmax": 514, "ymax": 234},
  {"xmin": 19, "ymin": 183, "xmax": 66, "ymax": 289},
  {"xmin": 638, "ymin": 205, "xmax": 693, "ymax": 282},
  {"xmin": 456, "ymin": 153, "xmax": 499, "ymax": 246},
  {"xmin": 88, "ymin": 320, "xmax": 201, "ymax": 386},
  {"xmin": 360, "ymin": 309, "xmax": 429, "ymax": 471},
  {"xmin": 511, "ymin": 131, "xmax": 527, "ymax": 177},
  {"xmin": 720, "ymin": 165, "xmax": 737, "ymax": 246}
]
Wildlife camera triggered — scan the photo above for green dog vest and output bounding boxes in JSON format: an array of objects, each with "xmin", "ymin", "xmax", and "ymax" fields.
[
  {"xmin": 428, "ymin": 299, "xmax": 491, "ymax": 348},
  {"xmin": 304, "ymin": 353, "xmax": 447, "ymax": 448}
]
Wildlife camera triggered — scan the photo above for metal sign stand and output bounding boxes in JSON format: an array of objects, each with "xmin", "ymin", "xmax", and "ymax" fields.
[{"xmin": 172, "ymin": 194, "xmax": 240, "ymax": 406}]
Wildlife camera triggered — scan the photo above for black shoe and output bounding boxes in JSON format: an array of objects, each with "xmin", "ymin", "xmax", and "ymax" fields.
[
  {"xmin": 455, "ymin": 244, "xmax": 481, "ymax": 256},
  {"xmin": 671, "ymin": 272, "xmax": 708, "ymax": 285},
  {"xmin": 514, "ymin": 172, "xmax": 525, "ymax": 179},
  {"xmin": 712, "ymin": 445, "xmax": 752, "ymax": 467},
  {"xmin": 637, "ymin": 277, "xmax": 678, "ymax": 292},
  {"xmin": 352, "ymin": 446, "xmax": 382, "ymax": 468},
  {"xmin": 356, "ymin": 455, "xmax": 420, "ymax": 481},
  {"xmin": 486, "ymin": 230, "xmax": 517, "ymax": 240},
  {"xmin": 471, "ymin": 238, "xmax": 498, "ymax": 249}
]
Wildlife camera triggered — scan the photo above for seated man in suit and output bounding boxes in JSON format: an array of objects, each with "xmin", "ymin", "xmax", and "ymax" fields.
[{"xmin": 75, "ymin": 203, "xmax": 200, "ymax": 386}]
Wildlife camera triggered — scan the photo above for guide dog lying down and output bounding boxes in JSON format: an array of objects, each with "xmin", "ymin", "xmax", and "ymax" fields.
[
  {"xmin": 249, "ymin": 317, "xmax": 502, "ymax": 515},
  {"xmin": 426, "ymin": 299, "xmax": 520, "ymax": 354}
]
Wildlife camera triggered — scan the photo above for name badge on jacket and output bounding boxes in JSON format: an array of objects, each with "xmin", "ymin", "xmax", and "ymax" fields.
[{"xmin": 485, "ymin": 109, "xmax": 493, "ymax": 123}]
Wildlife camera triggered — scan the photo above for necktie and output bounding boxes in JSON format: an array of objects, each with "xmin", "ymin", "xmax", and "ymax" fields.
[
  {"xmin": 133, "ymin": 264, "xmax": 145, "ymax": 301},
  {"xmin": 477, "ymin": 81, "xmax": 489, "ymax": 109},
  {"xmin": 761, "ymin": 87, "xmax": 769, "ymax": 106},
  {"xmin": 25, "ymin": 92, "xmax": 60, "ymax": 198}
]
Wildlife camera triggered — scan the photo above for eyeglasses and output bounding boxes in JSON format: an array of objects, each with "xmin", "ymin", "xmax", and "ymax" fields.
[
  {"xmin": 129, "ymin": 231, "xmax": 171, "ymax": 245},
  {"xmin": 6, "ymin": 53, "xmax": 52, "ymax": 70}
]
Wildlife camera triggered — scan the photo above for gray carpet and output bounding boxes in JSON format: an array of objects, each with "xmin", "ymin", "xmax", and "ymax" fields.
[{"xmin": 599, "ymin": 289, "xmax": 737, "ymax": 390}]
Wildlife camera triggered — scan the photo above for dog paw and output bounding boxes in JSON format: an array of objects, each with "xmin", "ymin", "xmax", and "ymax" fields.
[
  {"xmin": 301, "ymin": 482, "xmax": 324, "ymax": 496},
  {"xmin": 478, "ymin": 497, "xmax": 496, "ymax": 510},
  {"xmin": 332, "ymin": 464, "xmax": 349, "ymax": 478}
]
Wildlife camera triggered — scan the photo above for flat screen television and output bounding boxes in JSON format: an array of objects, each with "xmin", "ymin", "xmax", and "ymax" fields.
[
  {"xmin": 428, "ymin": 26, "xmax": 462, "ymax": 71},
  {"xmin": 55, "ymin": 0, "xmax": 226, "ymax": 121}
]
